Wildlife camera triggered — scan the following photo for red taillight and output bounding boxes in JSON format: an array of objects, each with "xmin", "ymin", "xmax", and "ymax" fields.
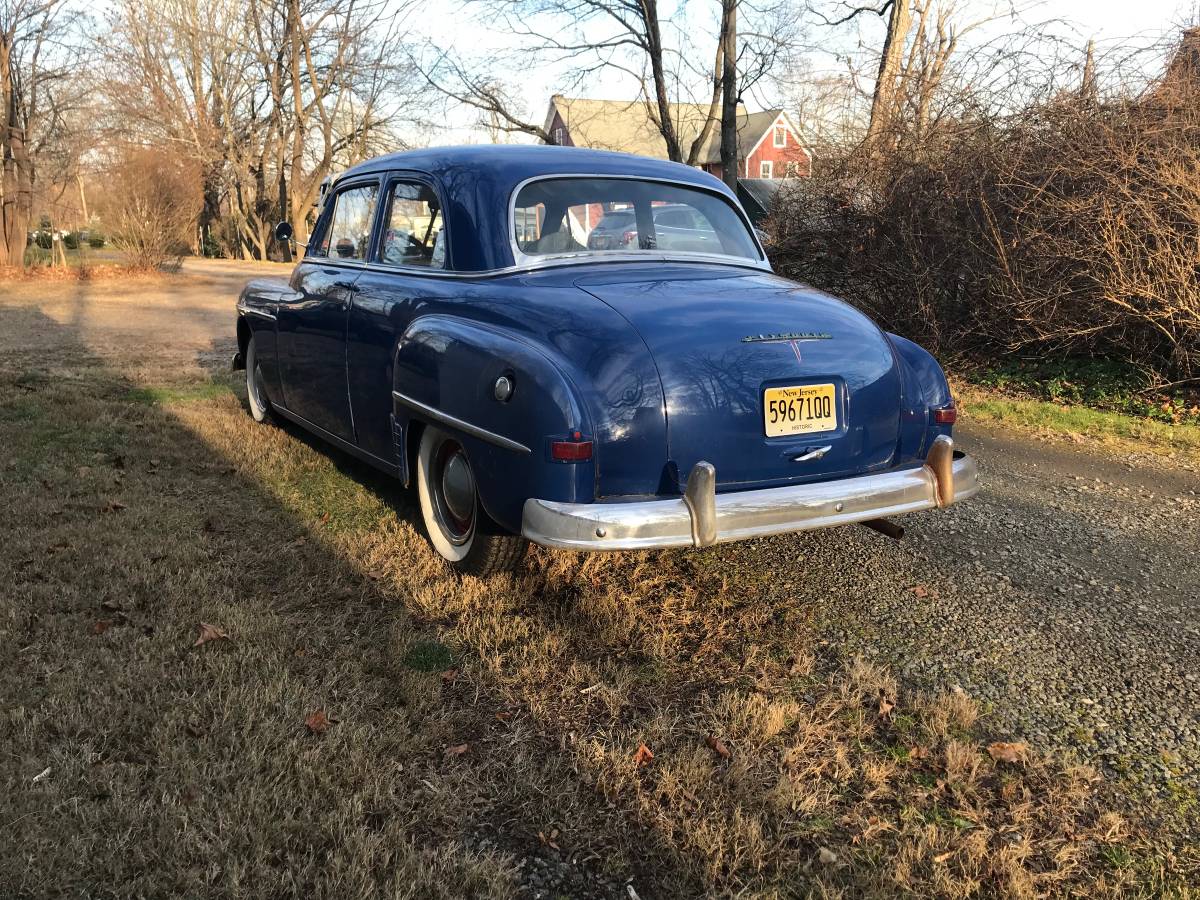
[
  {"xmin": 621, "ymin": 229, "xmax": 637, "ymax": 246},
  {"xmin": 550, "ymin": 434, "xmax": 592, "ymax": 461},
  {"xmin": 933, "ymin": 402, "xmax": 957, "ymax": 425}
]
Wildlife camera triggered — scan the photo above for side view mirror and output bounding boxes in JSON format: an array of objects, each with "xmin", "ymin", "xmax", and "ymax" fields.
[{"xmin": 274, "ymin": 221, "xmax": 294, "ymax": 243}]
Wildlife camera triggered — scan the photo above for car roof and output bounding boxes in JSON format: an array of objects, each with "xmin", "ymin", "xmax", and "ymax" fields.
[{"xmin": 337, "ymin": 145, "xmax": 726, "ymax": 193}]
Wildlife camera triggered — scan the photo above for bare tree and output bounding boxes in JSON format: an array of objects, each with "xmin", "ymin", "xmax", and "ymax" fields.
[
  {"xmin": 1, "ymin": 0, "xmax": 82, "ymax": 267},
  {"xmin": 420, "ymin": 0, "xmax": 797, "ymax": 170},
  {"xmin": 100, "ymin": 0, "xmax": 420, "ymax": 260}
]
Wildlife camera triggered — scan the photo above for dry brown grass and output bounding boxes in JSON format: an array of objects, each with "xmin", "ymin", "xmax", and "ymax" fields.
[{"xmin": 0, "ymin": 297, "xmax": 1186, "ymax": 897}]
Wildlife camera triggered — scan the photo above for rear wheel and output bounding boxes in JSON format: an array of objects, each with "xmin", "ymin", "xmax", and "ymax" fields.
[
  {"xmin": 416, "ymin": 426, "xmax": 528, "ymax": 575},
  {"xmin": 245, "ymin": 335, "xmax": 273, "ymax": 424}
]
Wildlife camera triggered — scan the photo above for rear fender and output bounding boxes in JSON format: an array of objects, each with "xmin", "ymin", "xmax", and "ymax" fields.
[
  {"xmin": 393, "ymin": 315, "xmax": 594, "ymax": 532},
  {"xmin": 887, "ymin": 333, "xmax": 953, "ymax": 460}
]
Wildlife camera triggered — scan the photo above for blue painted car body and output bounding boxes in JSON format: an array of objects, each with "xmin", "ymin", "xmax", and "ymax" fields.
[{"xmin": 236, "ymin": 145, "xmax": 962, "ymax": 540}]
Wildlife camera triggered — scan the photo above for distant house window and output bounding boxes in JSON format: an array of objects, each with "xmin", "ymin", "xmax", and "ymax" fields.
[
  {"xmin": 553, "ymin": 127, "xmax": 566, "ymax": 146},
  {"xmin": 760, "ymin": 160, "xmax": 773, "ymax": 178},
  {"xmin": 785, "ymin": 161, "xmax": 800, "ymax": 178},
  {"xmin": 773, "ymin": 126, "xmax": 787, "ymax": 147}
]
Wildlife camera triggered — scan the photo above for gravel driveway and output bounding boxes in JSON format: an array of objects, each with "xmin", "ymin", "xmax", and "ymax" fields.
[{"xmin": 722, "ymin": 426, "xmax": 1199, "ymax": 822}]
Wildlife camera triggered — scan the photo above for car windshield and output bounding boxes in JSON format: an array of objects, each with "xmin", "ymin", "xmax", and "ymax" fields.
[{"xmin": 513, "ymin": 177, "xmax": 761, "ymax": 262}]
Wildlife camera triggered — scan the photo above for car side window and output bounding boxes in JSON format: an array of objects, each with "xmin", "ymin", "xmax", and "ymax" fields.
[
  {"xmin": 317, "ymin": 184, "xmax": 378, "ymax": 261},
  {"xmin": 379, "ymin": 181, "xmax": 445, "ymax": 269}
]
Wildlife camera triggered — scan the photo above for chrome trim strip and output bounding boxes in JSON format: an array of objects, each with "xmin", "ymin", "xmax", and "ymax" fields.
[
  {"xmin": 237, "ymin": 305, "xmax": 277, "ymax": 321},
  {"xmin": 392, "ymin": 391, "xmax": 531, "ymax": 455},
  {"xmin": 295, "ymin": 251, "xmax": 773, "ymax": 282},
  {"xmin": 521, "ymin": 453, "xmax": 980, "ymax": 551},
  {"xmin": 507, "ymin": 173, "xmax": 772, "ymax": 272}
]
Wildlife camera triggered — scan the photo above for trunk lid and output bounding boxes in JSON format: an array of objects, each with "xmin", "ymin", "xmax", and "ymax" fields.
[{"xmin": 575, "ymin": 265, "xmax": 902, "ymax": 491}]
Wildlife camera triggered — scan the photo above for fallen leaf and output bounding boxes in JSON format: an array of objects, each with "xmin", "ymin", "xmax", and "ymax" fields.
[
  {"xmin": 102, "ymin": 499, "xmax": 127, "ymax": 513},
  {"xmin": 193, "ymin": 623, "xmax": 229, "ymax": 647},
  {"xmin": 908, "ymin": 745, "xmax": 932, "ymax": 760},
  {"xmin": 305, "ymin": 709, "xmax": 331, "ymax": 734},
  {"xmin": 934, "ymin": 851, "xmax": 953, "ymax": 864},
  {"xmin": 818, "ymin": 847, "xmax": 838, "ymax": 865},
  {"xmin": 538, "ymin": 827, "xmax": 561, "ymax": 850},
  {"xmin": 495, "ymin": 711, "xmax": 512, "ymax": 721},
  {"xmin": 878, "ymin": 694, "xmax": 896, "ymax": 719},
  {"xmin": 318, "ymin": 511, "xmax": 330, "ymax": 526},
  {"xmin": 440, "ymin": 668, "xmax": 459, "ymax": 684},
  {"xmin": 31, "ymin": 766, "xmax": 51, "ymax": 783},
  {"xmin": 100, "ymin": 599, "xmax": 124, "ymax": 612},
  {"xmin": 911, "ymin": 585, "xmax": 928, "ymax": 598},
  {"xmin": 444, "ymin": 743, "xmax": 469, "ymax": 757},
  {"xmin": 705, "ymin": 736, "xmax": 731, "ymax": 759},
  {"xmin": 633, "ymin": 742, "xmax": 654, "ymax": 768},
  {"xmin": 91, "ymin": 619, "xmax": 113, "ymax": 635},
  {"xmin": 987, "ymin": 741, "xmax": 1028, "ymax": 764}
]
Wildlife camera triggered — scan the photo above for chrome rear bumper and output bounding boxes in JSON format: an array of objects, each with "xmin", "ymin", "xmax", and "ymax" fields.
[{"xmin": 521, "ymin": 436, "xmax": 979, "ymax": 551}]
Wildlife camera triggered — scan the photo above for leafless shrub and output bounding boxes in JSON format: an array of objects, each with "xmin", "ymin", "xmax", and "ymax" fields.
[
  {"xmin": 98, "ymin": 148, "xmax": 203, "ymax": 271},
  {"xmin": 771, "ymin": 30, "xmax": 1200, "ymax": 379}
]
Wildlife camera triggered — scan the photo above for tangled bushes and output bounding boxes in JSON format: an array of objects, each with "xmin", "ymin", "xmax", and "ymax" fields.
[
  {"xmin": 98, "ymin": 147, "xmax": 202, "ymax": 270},
  {"xmin": 770, "ymin": 47, "xmax": 1200, "ymax": 380}
]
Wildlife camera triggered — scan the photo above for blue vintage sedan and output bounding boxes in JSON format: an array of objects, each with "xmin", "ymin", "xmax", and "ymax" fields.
[{"xmin": 234, "ymin": 145, "xmax": 979, "ymax": 574}]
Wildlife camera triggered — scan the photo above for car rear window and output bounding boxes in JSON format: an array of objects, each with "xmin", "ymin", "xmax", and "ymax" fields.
[{"xmin": 513, "ymin": 177, "xmax": 761, "ymax": 262}]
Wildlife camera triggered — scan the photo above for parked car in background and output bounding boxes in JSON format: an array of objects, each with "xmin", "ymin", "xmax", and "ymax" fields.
[
  {"xmin": 235, "ymin": 146, "xmax": 978, "ymax": 574},
  {"xmin": 586, "ymin": 203, "xmax": 724, "ymax": 255}
]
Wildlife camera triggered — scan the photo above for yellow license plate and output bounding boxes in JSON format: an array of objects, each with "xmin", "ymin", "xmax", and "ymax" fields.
[{"xmin": 764, "ymin": 384, "xmax": 837, "ymax": 437}]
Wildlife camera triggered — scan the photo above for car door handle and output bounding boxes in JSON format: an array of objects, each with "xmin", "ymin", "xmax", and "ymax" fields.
[{"xmin": 793, "ymin": 445, "xmax": 832, "ymax": 462}]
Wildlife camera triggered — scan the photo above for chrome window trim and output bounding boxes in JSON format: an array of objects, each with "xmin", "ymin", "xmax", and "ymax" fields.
[
  {"xmin": 372, "ymin": 172, "xmax": 452, "ymax": 273},
  {"xmin": 305, "ymin": 175, "xmax": 383, "ymax": 264},
  {"xmin": 392, "ymin": 390, "xmax": 532, "ymax": 455},
  {"xmin": 297, "ymin": 253, "xmax": 773, "ymax": 282},
  {"xmin": 507, "ymin": 173, "xmax": 771, "ymax": 272}
]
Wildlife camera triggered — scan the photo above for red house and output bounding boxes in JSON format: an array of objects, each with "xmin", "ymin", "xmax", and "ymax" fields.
[{"xmin": 541, "ymin": 96, "xmax": 811, "ymax": 180}]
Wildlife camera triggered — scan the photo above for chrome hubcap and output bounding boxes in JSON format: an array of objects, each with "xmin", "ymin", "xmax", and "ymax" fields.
[
  {"xmin": 441, "ymin": 451, "xmax": 475, "ymax": 522},
  {"xmin": 433, "ymin": 441, "xmax": 475, "ymax": 545}
]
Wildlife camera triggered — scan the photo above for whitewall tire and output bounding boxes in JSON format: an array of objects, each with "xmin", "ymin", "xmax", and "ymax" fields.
[
  {"xmin": 245, "ymin": 335, "xmax": 273, "ymax": 424},
  {"xmin": 415, "ymin": 426, "xmax": 528, "ymax": 575}
]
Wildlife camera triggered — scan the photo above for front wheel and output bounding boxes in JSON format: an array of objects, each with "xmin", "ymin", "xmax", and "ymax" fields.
[{"xmin": 415, "ymin": 426, "xmax": 529, "ymax": 575}]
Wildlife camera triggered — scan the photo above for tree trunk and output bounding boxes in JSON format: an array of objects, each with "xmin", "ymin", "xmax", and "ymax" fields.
[
  {"xmin": 643, "ymin": 0, "xmax": 684, "ymax": 163},
  {"xmin": 1, "ymin": 141, "xmax": 32, "ymax": 268},
  {"xmin": 687, "ymin": 4, "xmax": 728, "ymax": 168},
  {"xmin": 719, "ymin": 0, "xmax": 738, "ymax": 190},
  {"xmin": 1, "ymin": 38, "xmax": 33, "ymax": 268},
  {"xmin": 276, "ymin": 170, "xmax": 292, "ymax": 263},
  {"xmin": 866, "ymin": 0, "xmax": 912, "ymax": 144}
]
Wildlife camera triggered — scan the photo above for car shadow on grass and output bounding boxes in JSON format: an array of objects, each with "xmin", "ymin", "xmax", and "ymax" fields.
[{"xmin": 1, "ymin": 307, "xmax": 695, "ymax": 899}]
